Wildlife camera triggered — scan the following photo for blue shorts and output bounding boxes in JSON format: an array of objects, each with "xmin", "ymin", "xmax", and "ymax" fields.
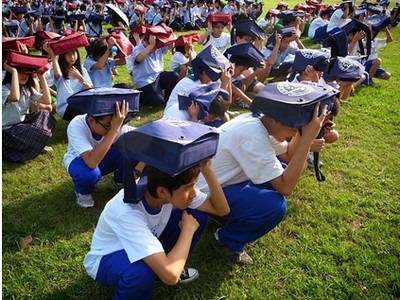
[{"xmin": 364, "ymin": 60, "xmax": 387, "ymax": 77}]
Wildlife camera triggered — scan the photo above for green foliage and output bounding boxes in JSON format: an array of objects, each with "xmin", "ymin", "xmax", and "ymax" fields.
[{"xmin": 2, "ymin": 2, "xmax": 400, "ymax": 299}]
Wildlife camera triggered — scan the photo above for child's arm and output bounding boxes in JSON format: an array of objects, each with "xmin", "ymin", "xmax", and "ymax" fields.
[
  {"xmin": 43, "ymin": 42, "xmax": 62, "ymax": 80},
  {"xmin": 143, "ymin": 210, "xmax": 199, "ymax": 285},
  {"xmin": 3, "ymin": 63, "xmax": 20, "ymax": 103},
  {"xmin": 135, "ymin": 35, "xmax": 156, "ymax": 62},
  {"xmin": 270, "ymin": 103, "xmax": 328, "ymax": 196},
  {"xmin": 348, "ymin": 30, "xmax": 365, "ymax": 55},
  {"xmin": 197, "ymin": 21, "xmax": 212, "ymax": 45},
  {"xmin": 231, "ymin": 84, "xmax": 252, "ymax": 106},
  {"xmin": 80, "ymin": 101, "xmax": 128, "ymax": 169},
  {"xmin": 196, "ymin": 160, "xmax": 230, "ymax": 216},
  {"xmin": 384, "ymin": 26, "xmax": 393, "ymax": 43},
  {"xmin": 265, "ymin": 31, "xmax": 281, "ymax": 68},
  {"xmin": 34, "ymin": 73, "xmax": 52, "ymax": 112},
  {"xmin": 219, "ymin": 68, "xmax": 233, "ymax": 111},
  {"xmin": 188, "ymin": 101, "xmax": 200, "ymax": 122},
  {"xmin": 68, "ymin": 67, "xmax": 93, "ymax": 89},
  {"xmin": 91, "ymin": 37, "xmax": 115, "ymax": 70}
]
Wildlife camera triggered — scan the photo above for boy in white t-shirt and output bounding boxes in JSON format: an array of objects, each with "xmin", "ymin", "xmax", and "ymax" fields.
[
  {"xmin": 196, "ymin": 82, "xmax": 335, "ymax": 265},
  {"xmin": 84, "ymin": 129, "xmax": 229, "ymax": 299},
  {"xmin": 64, "ymin": 95, "xmax": 140, "ymax": 208}
]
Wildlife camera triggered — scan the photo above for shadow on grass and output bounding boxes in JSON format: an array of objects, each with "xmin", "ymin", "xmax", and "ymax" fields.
[{"xmin": 2, "ymin": 176, "xmax": 117, "ymax": 255}]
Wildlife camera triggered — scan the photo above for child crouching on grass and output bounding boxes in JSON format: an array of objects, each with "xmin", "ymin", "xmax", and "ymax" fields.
[{"xmin": 83, "ymin": 131, "xmax": 229, "ymax": 299}]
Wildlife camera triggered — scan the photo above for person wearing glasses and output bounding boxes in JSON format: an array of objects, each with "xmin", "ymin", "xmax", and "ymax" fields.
[{"xmin": 63, "ymin": 100, "xmax": 141, "ymax": 208}]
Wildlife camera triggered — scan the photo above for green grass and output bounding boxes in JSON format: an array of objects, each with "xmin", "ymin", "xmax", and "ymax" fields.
[{"xmin": 3, "ymin": 2, "xmax": 400, "ymax": 299}]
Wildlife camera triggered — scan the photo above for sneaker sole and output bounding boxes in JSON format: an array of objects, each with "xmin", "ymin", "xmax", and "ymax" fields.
[{"xmin": 179, "ymin": 270, "xmax": 199, "ymax": 284}]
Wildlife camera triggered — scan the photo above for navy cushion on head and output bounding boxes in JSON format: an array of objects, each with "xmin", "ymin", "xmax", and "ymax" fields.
[
  {"xmin": 3, "ymin": 20, "xmax": 20, "ymax": 31},
  {"xmin": 364, "ymin": 15, "xmax": 391, "ymax": 37},
  {"xmin": 192, "ymin": 44, "xmax": 231, "ymax": 81},
  {"xmin": 327, "ymin": 56, "xmax": 365, "ymax": 82},
  {"xmin": 12, "ymin": 6, "xmax": 27, "ymax": 14},
  {"xmin": 232, "ymin": 19, "xmax": 265, "ymax": 40},
  {"xmin": 342, "ymin": 19, "xmax": 371, "ymax": 55},
  {"xmin": 293, "ymin": 49, "xmax": 331, "ymax": 73},
  {"xmin": 266, "ymin": 26, "xmax": 295, "ymax": 49},
  {"xmin": 24, "ymin": 10, "xmax": 41, "ymax": 19},
  {"xmin": 225, "ymin": 42, "xmax": 265, "ymax": 68},
  {"xmin": 88, "ymin": 11, "xmax": 104, "ymax": 23},
  {"xmin": 67, "ymin": 87, "xmax": 141, "ymax": 117},
  {"xmin": 250, "ymin": 82, "xmax": 339, "ymax": 128},
  {"xmin": 178, "ymin": 82, "xmax": 229, "ymax": 120},
  {"xmin": 368, "ymin": 5, "xmax": 384, "ymax": 14},
  {"xmin": 51, "ymin": 15, "xmax": 66, "ymax": 22},
  {"xmin": 322, "ymin": 29, "xmax": 348, "ymax": 58},
  {"xmin": 277, "ymin": 10, "xmax": 304, "ymax": 22},
  {"xmin": 116, "ymin": 118, "xmax": 220, "ymax": 176},
  {"xmin": 68, "ymin": 14, "xmax": 86, "ymax": 21}
]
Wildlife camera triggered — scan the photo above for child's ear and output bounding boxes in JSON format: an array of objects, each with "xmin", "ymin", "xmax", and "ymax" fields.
[{"xmin": 157, "ymin": 186, "xmax": 170, "ymax": 200}]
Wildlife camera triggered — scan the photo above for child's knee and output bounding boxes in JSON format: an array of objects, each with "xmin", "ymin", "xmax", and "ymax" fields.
[
  {"xmin": 373, "ymin": 58, "xmax": 382, "ymax": 66},
  {"xmin": 116, "ymin": 264, "xmax": 156, "ymax": 299},
  {"xmin": 324, "ymin": 130, "xmax": 339, "ymax": 143},
  {"xmin": 380, "ymin": 72, "xmax": 391, "ymax": 80}
]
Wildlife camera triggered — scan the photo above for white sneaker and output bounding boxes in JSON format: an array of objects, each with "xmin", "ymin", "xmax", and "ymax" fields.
[
  {"xmin": 75, "ymin": 192, "xmax": 94, "ymax": 208},
  {"xmin": 41, "ymin": 146, "xmax": 53, "ymax": 154},
  {"xmin": 178, "ymin": 268, "xmax": 199, "ymax": 284}
]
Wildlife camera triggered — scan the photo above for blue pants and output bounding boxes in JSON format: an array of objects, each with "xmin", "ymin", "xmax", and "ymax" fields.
[
  {"xmin": 218, "ymin": 181, "xmax": 287, "ymax": 253},
  {"xmin": 313, "ymin": 26, "xmax": 329, "ymax": 44},
  {"xmin": 95, "ymin": 209, "xmax": 208, "ymax": 300},
  {"xmin": 68, "ymin": 145, "xmax": 125, "ymax": 195},
  {"xmin": 138, "ymin": 71, "xmax": 180, "ymax": 106}
]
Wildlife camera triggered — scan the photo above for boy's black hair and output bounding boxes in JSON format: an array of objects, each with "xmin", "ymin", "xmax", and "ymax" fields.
[
  {"xmin": 229, "ymin": 55, "xmax": 252, "ymax": 68},
  {"xmin": 208, "ymin": 94, "xmax": 225, "ymax": 118},
  {"xmin": 88, "ymin": 38, "xmax": 108, "ymax": 59},
  {"xmin": 320, "ymin": 8, "xmax": 332, "ymax": 18},
  {"xmin": 58, "ymin": 49, "xmax": 83, "ymax": 80},
  {"xmin": 175, "ymin": 45, "xmax": 185, "ymax": 54},
  {"xmin": 146, "ymin": 165, "xmax": 201, "ymax": 198}
]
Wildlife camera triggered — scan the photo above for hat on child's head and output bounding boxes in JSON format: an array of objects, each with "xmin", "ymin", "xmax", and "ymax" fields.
[
  {"xmin": 178, "ymin": 82, "xmax": 229, "ymax": 120},
  {"xmin": 342, "ymin": 19, "xmax": 371, "ymax": 55},
  {"xmin": 115, "ymin": 118, "xmax": 220, "ymax": 203},
  {"xmin": 364, "ymin": 15, "xmax": 391, "ymax": 38},
  {"xmin": 327, "ymin": 56, "xmax": 365, "ymax": 82},
  {"xmin": 35, "ymin": 30, "xmax": 61, "ymax": 49},
  {"xmin": 232, "ymin": 19, "xmax": 265, "ymax": 40},
  {"xmin": 145, "ymin": 23, "xmax": 177, "ymax": 49},
  {"xmin": 2, "ymin": 36, "xmax": 36, "ymax": 52},
  {"xmin": 11, "ymin": 6, "xmax": 27, "ymax": 14},
  {"xmin": 105, "ymin": 31, "xmax": 134, "ymax": 57},
  {"xmin": 225, "ymin": 42, "xmax": 265, "ymax": 68},
  {"xmin": 250, "ymin": 82, "xmax": 339, "ymax": 128},
  {"xmin": 47, "ymin": 32, "xmax": 89, "ymax": 55},
  {"xmin": 67, "ymin": 87, "xmax": 141, "ymax": 117},
  {"xmin": 266, "ymin": 26, "xmax": 296, "ymax": 49},
  {"xmin": 322, "ymin": 29, "xmax": 348, "ymax": 58},
  {"xmin": 24, "ymin": 10, "xmax": 41, "ymax": 19},
  {"xmin": 88, "ymin": 11, "xmax": 104, "ymax": 23},
  {"xmin": 277, "ymin": 1, "xmax": 288, "ymax": 8},
  {"xmin": 175, "ymin": 32, "xmax": 200, "ymax": 47},
  {"xmin": 204, "ymin": 13, "xmax": 232, "ymax": 27},
  {"xmin": 293, "ymin": 49, "xmax": 331, "ymax": 73},
  {"xmin": 277, "ymin": 10, "xmax": 304, "ymax": 22},
  {"xmin": 191, "ymin": 44, "xmax": 231, "ymax": 81},
  {"xmin": 3, "ymin": 50, "xmax": 51, "ymax": 74},
  {"xmin": 67, "ymin": 11, "xmax": 86, "ymax": 20},
  {"xmin": 368, "ymin": 5, "xmax": 384, "ymax": 14}
]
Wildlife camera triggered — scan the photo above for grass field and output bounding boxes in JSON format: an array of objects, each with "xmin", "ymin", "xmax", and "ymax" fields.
[{"xmin": 2, "ymin": 1, "xmax": 400, "ymax": 299}]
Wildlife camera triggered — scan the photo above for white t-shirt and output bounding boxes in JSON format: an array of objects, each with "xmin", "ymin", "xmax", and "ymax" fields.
[
  {"xmin": 327, "ymin": 8, "xmax": 351, "ymax": 32},
  {"xmin": 203, "ymin": 32, "xmax": 231, "ymax": 53},
  {"xmin": 63, "ymin": 114, "xmax": 133, "ymax": 170},
  {"xmin": 2, "ymin": 85, "xmax": 42, "ymax": 129},
  {"xmin": 165, "ymin": 77, "xmax": 202, "ymax": 111},
  {"xmin": 83, "ymin": 188, "xmax": 207, "ymax": 279},
  {"xmin": 53, "ymin": 67, "xmax": 93, "ymax": 118},
  {"xmin": 196, "ymin": 113, "xmax": 288, "ymax": 193},
  {"xmin": 169, "ymin": 50, "xmax": 197, "ymax": 72},
  {"xmin": 163, "ymin": 103, "xmax": 191, "ymax": 120},
  {"xmin": 367, "ymin": 38, "xmax": 386, "ymax": 61},
  {"xmin": 308, "ymin": 17, "xmax": 328, "ymax": 39}
]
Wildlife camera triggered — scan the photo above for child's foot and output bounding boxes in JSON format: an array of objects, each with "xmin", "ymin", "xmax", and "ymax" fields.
[
  {"xmin": 178, "ymin": 268, "xmax": 199, "ymax": 284},
  {"xmin": 75, "ymin": 191, "xmax": 94, "ymax": 208}
]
